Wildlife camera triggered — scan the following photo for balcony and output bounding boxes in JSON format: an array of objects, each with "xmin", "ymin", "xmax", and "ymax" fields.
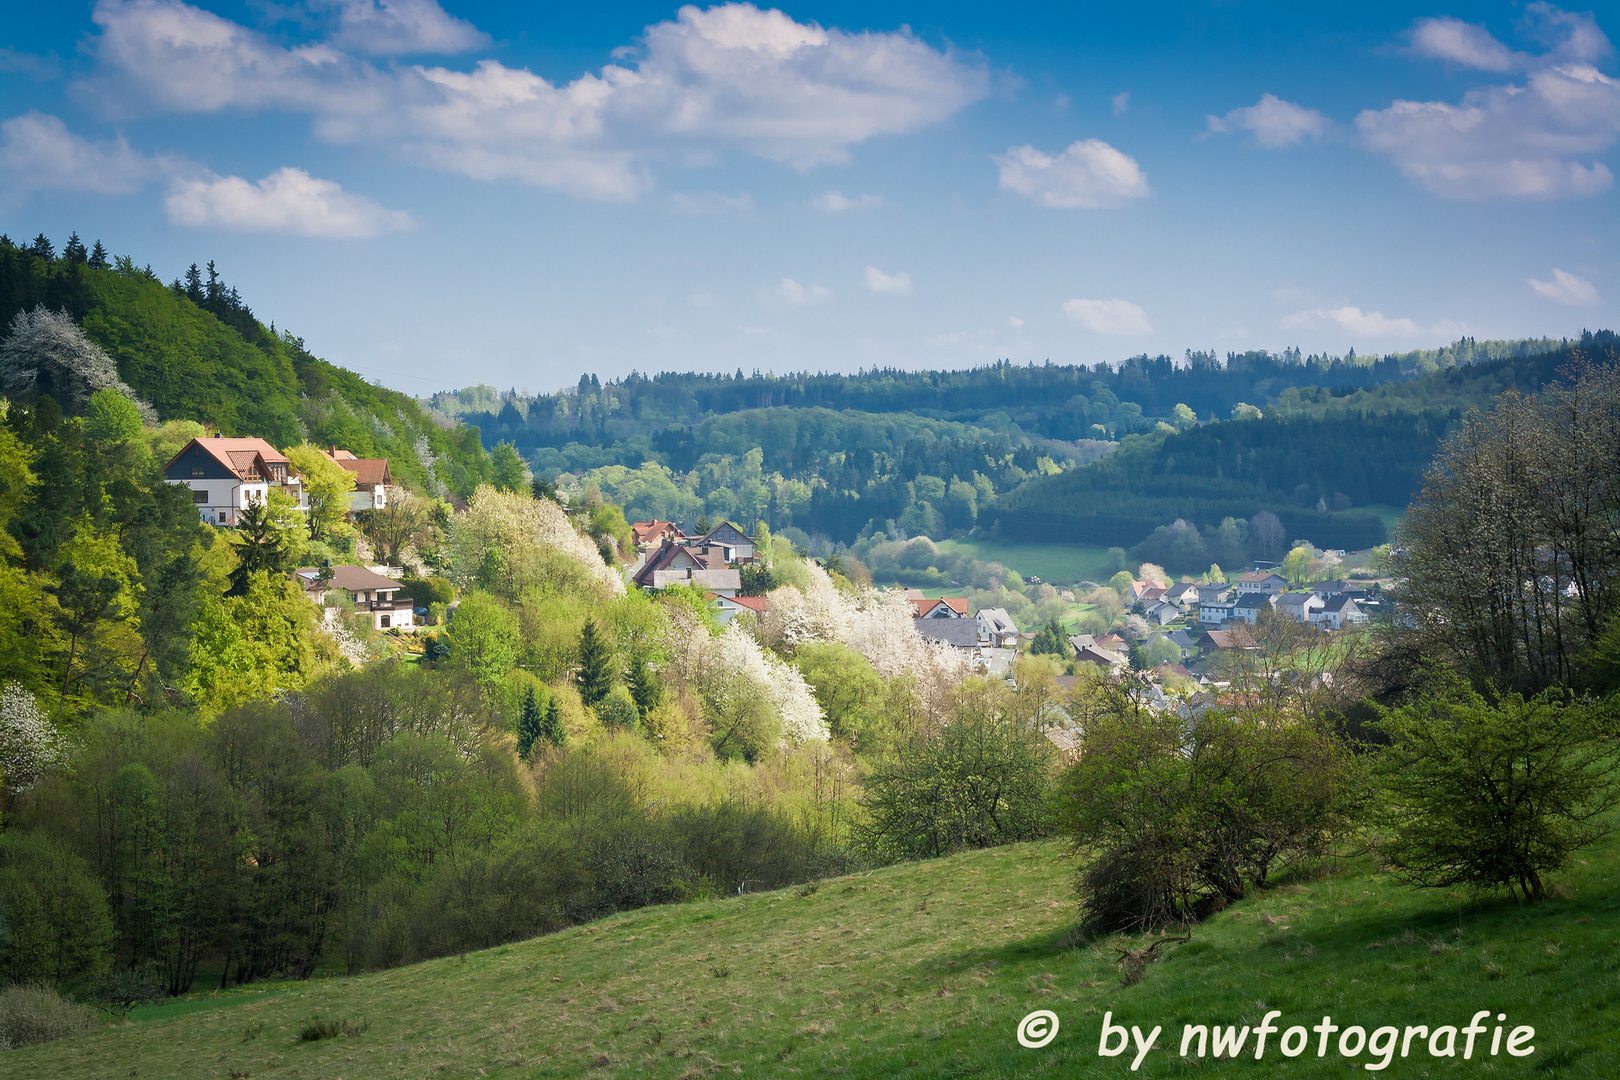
[{"xmin": 364, "ymin": 596, "xmax": 415, "ymax": 613}]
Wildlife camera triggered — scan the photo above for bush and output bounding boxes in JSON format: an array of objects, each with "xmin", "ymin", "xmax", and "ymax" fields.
[
  {"xmin": 298, "ymin": 1016, "xmax": 370, "ymax": 1041},
  {"xmin": 0, "ymin": 832, "xmax": 114, "ymax": 984},
  {"xmin": 857, "ymin": 679, "xmax": 1054, "ymax": 860},
  {"xmin": 1371, "ymin": 675, "xmax": 1620, "ymax": 901},
  {"xmin": 0, "ymin": 983, "xmax": 98, "ymax": 1048},
  {"xmin": 595, "ymin": 685, "xmax": 639, "ymax": 730},
  {"xmin": 1057, "ymin": 695, "xmax": 1353, "ymax": 933}
]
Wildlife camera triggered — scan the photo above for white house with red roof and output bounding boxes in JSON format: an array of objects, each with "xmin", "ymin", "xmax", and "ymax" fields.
[
  {"xmin": 163, "ymin": 435, "xmax": 304, "ymax": 527},
  {"xmin": 295, "ymin": 564, "xmax": 417, "ymax": 631},
  {"xmin": 712, "ymin": 593, "xmax": 769, "ymax": 625},
  {"xmin": 316, "ymin": 446, "xmax": 391, "ymax": 515}
]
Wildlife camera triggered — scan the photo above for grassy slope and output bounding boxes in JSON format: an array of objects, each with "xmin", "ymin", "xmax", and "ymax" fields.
[
  {"xmin": 11, "ymin": 834, "xmax": 1619, "ymax": 1080},
  {"xmin": 935, "ymin": 540, "xmax": 1117, "ymax": 585}
]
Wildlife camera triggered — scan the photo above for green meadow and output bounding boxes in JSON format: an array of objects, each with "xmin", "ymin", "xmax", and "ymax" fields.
[{"xmin": 11, "ymin": 828, "xmax": 1616, "ymax": 1080}]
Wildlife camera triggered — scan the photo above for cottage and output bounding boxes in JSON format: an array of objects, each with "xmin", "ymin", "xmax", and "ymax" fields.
[
  {"xmin": 296, "ymin": 564, "xmax": 416, "ymax": 630},
  {"xmin": 318, "ymin": 447, "xmax": 390, "ymax": 515},
  {"xmin": 1198, "ymin": 596, "xmax": 1236, "ymax": 626},
  {"xmin": 976, "ymin": 607, "xmax": 1021, "ymax": 648},
  {"xmin": 1196, "ymin": 583, "xmax": 1233, "ymax": 606},
  {"xmin": 1144, "ymin": 600, "xmax": 1181, "ymax": 625},
  {"xmin": 1204, "ymin": 625, "xmax": 1257, "ymax": 651},
  {"xmin": 1161, "ymin": 582, "xmax": 1201, "ymax": 606},
  {"xmin": 1067, "ymin": 633, "xmax": 1096, "ymax": 656},
  {"xmin": 687, "ymin": 521, "xmax": 755, "ymax": 564},
  {"xmin": 1074, "ymin": 644, "xmax": 1128, "ymax": 672},
  {"xmin": 163, "ymin": 436, "xmax": 303, "ymax": 527}
]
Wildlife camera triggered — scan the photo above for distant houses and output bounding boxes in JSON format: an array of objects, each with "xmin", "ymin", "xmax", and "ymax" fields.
[
  {"xmin": 628, "ymin": 520, "xmax": 761, "ymax": 596},
  {"xmin": 163, "ymin": 436, "xmax": 304, "ymax": 528}
]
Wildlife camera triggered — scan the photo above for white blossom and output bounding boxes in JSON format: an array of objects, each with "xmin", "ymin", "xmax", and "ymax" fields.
[{"xmin": 0, "ymin": 683, "xmax": 64, "ymax": 793}]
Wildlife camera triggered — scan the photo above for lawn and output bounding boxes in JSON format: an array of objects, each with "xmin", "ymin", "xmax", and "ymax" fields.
[
  {"xmin": 935, "ymin": 539, "xmax": 1117, "ymax": 585},
  {"xmin": 13, "ymin": 829, "xmax": 1618, "ymax": 1079}
]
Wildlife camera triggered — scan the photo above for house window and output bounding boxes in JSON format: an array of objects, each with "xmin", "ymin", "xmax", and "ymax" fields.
[
  {"xmin": 192, "ymin": 489, "xmax": 208, "ymax": 504},
  {"xmin": 191, "ymin": 467, "xmax": 205, "ymax": 478},
  {"xmin": 380, "ymin": 615, "xmax": 391, "ymax": 629}
]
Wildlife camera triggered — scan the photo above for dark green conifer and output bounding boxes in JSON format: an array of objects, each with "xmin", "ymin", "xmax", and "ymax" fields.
[
  {"xmin": 516, "ymin": 685, "xmax": 543, "ymax": 760},
  {"xmin": 576, "ymin": 619, "xmax": 615, "ymax": 708}
]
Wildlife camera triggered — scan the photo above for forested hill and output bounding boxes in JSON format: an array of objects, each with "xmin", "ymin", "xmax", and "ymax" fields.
[
  {"xmin": 0, "ymin": 232, "xmax": 491, "ymax": 496},
  {"xmin": 992, "ymin": 334, "xmax": 1620, "ymax": 554},
  {"xmin": 427, "ymin": 335, "xmax": 1569, "ymax": 451}
]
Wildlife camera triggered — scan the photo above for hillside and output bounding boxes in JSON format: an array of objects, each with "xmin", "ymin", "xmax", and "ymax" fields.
[
  {"xmin": 10, "ymin": 834, "xmax": 1616, "ymax": 1079},
  {"xmin": 993, "ymin": 334, "xmax": 1620, "ymax": 554},
  {"xmin": 0, "ymin": 234, "xmax": 490, "ymax": 496}
]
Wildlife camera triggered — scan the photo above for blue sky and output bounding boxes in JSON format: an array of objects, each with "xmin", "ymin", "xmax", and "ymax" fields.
[{"xmin": 1, "ymin": 1, "xmax": 1616, "ymax": 394}]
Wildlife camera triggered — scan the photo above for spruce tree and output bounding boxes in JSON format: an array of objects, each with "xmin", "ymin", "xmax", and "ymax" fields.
[
  {"xmin": 183, "ymin": 263, "xmax": 203, "ymax": 303},
  {"xmin": 88, "ymin": 240, "xmax": 109, "ymax": 269},
  {"xmin": 539, "ymin": 695, "xmax": 564, "ymax": 747},
  {"xmin": 63, "ymin": 233, "xmax": 87, "ymax": 264},
  {"xmin": 626, "ymin": 655, "xmax": 662, "ymax": 717},
  {"xmin": 28, "ymin": 234, "xmax": 53, "ymax": 260},
  {"xmin": 515, "ymin": 685, "xmax": 543, "ymax": 760},
  {"xmin": 576, "ymin": 619, "xmax": 615, "ymax": 708}
]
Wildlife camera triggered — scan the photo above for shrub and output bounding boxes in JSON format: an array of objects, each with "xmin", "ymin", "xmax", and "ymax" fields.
[
  {"xmin": 298, "ymin": 1016, "xmax": 370, "ymax": 1041},
  {"xmin": 0, "ymin": 831, "xmax": 114, "ymax": 984},
  {"xmin": 0, "ymin": 983, "xmax": 98, "ymax": 1048},
  {"xmin": 1371, "ymin": 675, "xmax": 1620, "ymax": 901},
  {"xmin": 595, "ymin": 685, "xmax": 639, "ymax": 730}
]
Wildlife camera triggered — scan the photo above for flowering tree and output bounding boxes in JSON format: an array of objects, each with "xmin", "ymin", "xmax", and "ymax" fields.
[
  {"xmin": 0, "ymin": 306, "xmax": 155, "ymax": 420},
  {"xmin": 0, "ymin": 683, "xmax": 63, "ymax": 793},
  {"xmin": 449, "ymin": 485, "xmax": 625, "ymax": 600}
]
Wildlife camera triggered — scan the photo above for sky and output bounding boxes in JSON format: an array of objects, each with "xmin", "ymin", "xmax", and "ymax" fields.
[{"xmin": 1, "ymin": 1, "xmax": 1617, "ymax": 396}]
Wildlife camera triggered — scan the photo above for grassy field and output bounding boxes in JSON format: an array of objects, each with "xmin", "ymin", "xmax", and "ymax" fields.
[
  {"xmin": 935, "ymin": 539, "xmax": 1117, "ymax": 585},
  {"xmin": 13, "ymin": 829, "xmax": 1618, "ymax": 1080}
]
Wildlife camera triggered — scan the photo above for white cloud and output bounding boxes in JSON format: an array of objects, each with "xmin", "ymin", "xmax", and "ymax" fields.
[
  {"xmin": 669, "ymin": 190, "xmax": 754, "ymax": 214},
  {"xmin": 0, "ymin": 111, "xmax": 161, "ymax": 203},
  {"xmin": 864, "ymin": 265, "xmax": 912, "ymax": 295},
  {"xmin": 315, "ymin": 0, "xmax": 489, "ymax": 56},
  {"xmin": 1528, "ymin": 268, "xmax": 1600, "ymax": 305},
  {"xmin": 768, "ymin": 277, "xmax": 831, "ymax": 305},
  {"xmin": 0, "ymin": 48, "xmax": 63, "ymax": 81},
  {"xmin": 1063, "ymin": 297, "xmax": 1152, "ymax": 336},
  {"xmin": 1409, "ymin": 16, "xmax": 1523, "ymax": 71},
  {"xmin": 1008, "ymin": 315, "xmax": 1024, "ymax": 327},
  {"xmin": 1111, "ymin": 91, "xmax": 1130, "ymax": 116},
  {"xmin": 82, "ymin": 0, "xmax": 990, "ymax": 200},
  {"xmin": 164, "ymin": 166, "xmax": 415, "ymax": 236},
  {"xmin": 1358, "ymin": 7, "xmax": 1620, "ymax": 199},
  {"xmin": 1280, "ymin": 304, "xmax": 1463, "ymax": 341},
  {"xmin": 1205, "ymin": 93, "xmax": 1328, "ymax": 147},
  {"xmin": 813, "ymin": 190, "xmax": 881, "ymax": 212},
  {"xmin": 994, "ymin": 139, "xmax": 1149, "ymax": 209}
]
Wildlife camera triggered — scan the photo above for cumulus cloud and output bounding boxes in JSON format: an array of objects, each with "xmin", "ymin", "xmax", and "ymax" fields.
[
  {"xmin": 1205, "ymin": 93, "xmax": 1328, "ymax": 147},
  {"xmin": 769, "ymin": 277, "xmax": 831, "ymax": 305},
  {"xmin": 1280, "ymin": 304, "xmax": 1462, "ymax": 341},
  {"xmin": 314, "ymin": 0, "xmax": 489, "ymax": 56},
  {"xmin": 164, "ymin": 166, "xmax": 415, "ymax": 236},
  {"xmin": 813, "ymin": 190, "xmax": 881, "ymax": 212},
  {"xmin": 1358, "ymin": 6, "xmax": 1620, "ymax": 199},
  {"xmin": 864, "ymin": 265, "xmax": 912, "ymax": 294},
  {"xmin": 81, "ymin": 0, "xmax": 990, "ymax": 200},
  {"xmin": 1111, "ymin": 90, "xmax": 1130, "ymax": 116},
  {"xmin": 0, "ymin": 111, "xmax": 161, "ymax": 203},
  {"xmin": 994, "ymin": 139, "xmax": 1149, "ymax": 209},
  {"xmin": 1528, "ymin": 268, "xmax": 1600, "ymax": 305},
  {"xmin": 1063, "ymin": 297, "xmax": 1152, "ymax": 335}
]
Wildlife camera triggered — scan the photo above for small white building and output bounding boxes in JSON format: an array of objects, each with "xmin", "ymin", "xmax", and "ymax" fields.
[
  {"xmin": 296, "ymin": 564, "xmax": 417, "ymax": 631},
  {"xmin": 976, "ymin": 607, "xmax": 1020, "ymax": 648}
]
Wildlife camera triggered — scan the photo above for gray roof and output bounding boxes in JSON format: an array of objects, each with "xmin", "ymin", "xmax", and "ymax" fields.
[
  {"xmin": 298, "ymin": 565, "xmax": 404, "ymax": 594},
  {"xmin": 915, "ymin": 618, "xmax": 983, "ymax": 649},
  {"xmin": 1231, "ymin": 592, "xmax": 1272, "ymax": 609},
  {"xmin": 1275, "ymin": 591, "xmax": 1322, "ymax": 609},
  {"xmin": 1320, "ymin": 594, "xmax": 1360, "ymax": 613},
  {"xmin": 978, "ymin": 607, "xmax": 1018, "ymax": 634}
]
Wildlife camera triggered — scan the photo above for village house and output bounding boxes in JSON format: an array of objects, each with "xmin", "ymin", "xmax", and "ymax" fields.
[
  {"xmin": 317, "ymin": 447, "xmax": 391, "ymax": 516},
  {"xmin": 296, "ymin": 564, "xmax": 417, "ymax": 631},
  {"xmin": 632, "ymin": 538, "xmax": 742, "ymax": 595},
  {"xmin": 1074, "ymin": 643, "xmax": 1128, "ymax": 672},
  {"xmin": 1161, "ymin": 582, "xmax": 1201, "ymax": 607},
  {"xmin": 630, "ymin": 520, "xmax": 685, "ymax": 549},
  {"xmin": 1233, "ymin": 570, "xmax": 1288, "ymax": 594},
  {"xmin": 688, "ymin": 521, "xmax": 756, "ymax": 563},
  {"xmin": 976, "ymin": 607, "xmax": 1021, "ymax": 648},
  {"xmin": 914, "ymin": 617, "xmax": 985, "ymax": 651},
  {"xmin": 1274, "ymin": 591, "xmax": 1327, "ymax": 622},
  {"xmin": 1311, "ymin": 594, "xmax": 1369, "ymax": 629},
  {"xmin": 1228, "ymin": 592, "xmax": 1274, "ymax": 625},
  {"xmin": 1198, "ymin": 594, "xmax": 1237, "ymax": 626},
  {"xmin": 912, "ymin": 596, "xmax": 970, "ymax": 619},
  {"xmin": 163, "ymin": 435, "xmax": 304, "ymax": 527},
  {"xmin": 1143, "ymin": 599, "xmax": 1181, "ymax": 625},
  {"xmin": 712, "ymin": 593, "xmax": 769, "ymax": 625}
]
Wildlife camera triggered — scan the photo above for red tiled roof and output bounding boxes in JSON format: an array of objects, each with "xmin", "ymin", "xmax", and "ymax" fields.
[
  {"xmin": 632, "ymin": 520, "xmax": 682, "ymax": 545},
  {"xmin": 722, "ymin": 594, "xmax": 770, "ymax": 613},
  {"xmin": 166, "ymin": 436, "xmax": 288, "ymax": 480}
]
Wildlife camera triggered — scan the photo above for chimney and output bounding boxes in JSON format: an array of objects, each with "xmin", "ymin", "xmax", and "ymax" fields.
[{"xmin": 330, "ymin": 445, "xmax": 337, "ymax": 456}]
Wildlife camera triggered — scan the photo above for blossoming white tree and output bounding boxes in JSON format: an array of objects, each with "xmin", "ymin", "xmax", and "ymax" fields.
[{"xmin": 0, "ymin": 683, "xmax": 63, "ymax": 793}]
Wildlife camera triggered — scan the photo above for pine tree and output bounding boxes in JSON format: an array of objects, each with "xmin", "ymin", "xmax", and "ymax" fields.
[
  {"xmin": 515, "ymin": 685, "xmax": 543, "ymax": 760},
  {"xmin": 62, "ymin": 233, "xmax": 87, "ymax": 264},
  {"xmin": 205, "ymin": 260, "xmax": 221, "ymax": 308},
  {"xmin": 575, "ymin": 619, "xmax": 615, "ymax": 708},
  {"xmin": 183, "ymin": 263, "xmax": 203, "ymax": 304},
  {"xmin": 88, "ymin": 241, "xmax": 109, "ymax": 269},
  {"xmin": 28, "ymin": 234, "xmax": 53, "ymax": 260}
]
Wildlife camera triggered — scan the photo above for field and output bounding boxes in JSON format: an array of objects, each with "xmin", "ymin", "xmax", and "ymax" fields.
[
  {"xmin": 935, "ymin": 539, "xmax": 1117, "ymax": 585},
  {"xmin": 12, "ymin": 830, "xmax": 1618, "ymax": 1079}
]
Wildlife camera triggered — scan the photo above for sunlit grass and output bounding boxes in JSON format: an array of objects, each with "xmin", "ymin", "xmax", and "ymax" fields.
[{"xmin": 10, "ymin": 824, "xmax": 1617, "ymax": 1079}]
